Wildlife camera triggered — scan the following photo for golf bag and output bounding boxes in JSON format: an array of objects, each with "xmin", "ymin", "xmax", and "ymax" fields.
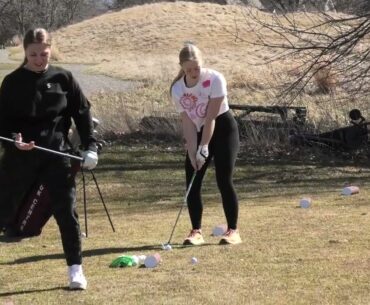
[
  {"xmin": 290, "ymin": 123, "xmax": 369, "ymax": 151},
  {"xmin": 2, "ymin": 118, "xmax": 105, "ymax": 238},
  {"xmin": 6, "ymin": 160, "xmax": 80, "ymax": 237},
  {"xmin": 17, "ymin": 183, "xmax": 51, "ymax": 237},
  {"xmin": 289, "ymin": 109, "xmax": 370, "ymax": 151},
  {"xmin": 5, "ymin": 156, "xmax": 115, "ymax": 239},
  {"xmin": 11, "ymin": 182, "xmax": 50, "ymax": 237}
]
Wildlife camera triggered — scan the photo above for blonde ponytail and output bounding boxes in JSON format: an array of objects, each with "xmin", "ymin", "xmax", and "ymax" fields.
[{"xmin": 170, "ymin": 69, "xmax": 185, "ymax": 95}]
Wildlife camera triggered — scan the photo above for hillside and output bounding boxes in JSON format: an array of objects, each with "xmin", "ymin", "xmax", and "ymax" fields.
[
  {"xmin": 46, "ymin": 1, "xmax": 370, "ymax": 127},
  {"xmin": 53, "ymin": 1, "xmax": 272, "ymax": 81}
]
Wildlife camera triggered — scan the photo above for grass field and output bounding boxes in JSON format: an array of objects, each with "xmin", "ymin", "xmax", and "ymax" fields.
[
  {"xmin": 1, "ymin": 143, "xmax": 370, "ymax": 305},
  {"xmin": 0, "ymin": 63, "xmax": 17, "ymax": 83},
  {"xmin": 1, "ymin": 2, "xmax": 370, "ymax": 304}
]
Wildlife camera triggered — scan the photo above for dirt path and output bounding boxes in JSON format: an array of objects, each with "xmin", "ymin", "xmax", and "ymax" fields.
[
  {"xmin": 61, "ymin": 64, "xmax": 134, "ymax": 97},
  {"xmin": 0, "ymin": 49, "xmax": 133, "ymax": 97},
  {"xmin": 0, "ymin": 48, "xmax": 15, "ymax": 63}
]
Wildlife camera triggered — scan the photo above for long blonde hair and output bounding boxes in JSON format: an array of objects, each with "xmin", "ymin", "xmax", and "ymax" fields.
[
  {"xmin": 21, "ymin": 28, "xmax": 52, "ymax": 66},
  {"xmin": 170, "ymin": 44, "xmax": 203, "ymax": 95}
]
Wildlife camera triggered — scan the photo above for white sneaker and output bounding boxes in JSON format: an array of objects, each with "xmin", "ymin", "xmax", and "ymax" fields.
[{"xmin": 68, "ymin": 264, "xmax": 87, "ymax": 290}]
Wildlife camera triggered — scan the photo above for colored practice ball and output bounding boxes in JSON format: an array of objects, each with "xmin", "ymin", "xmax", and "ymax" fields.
[{"xmin": 299, "ymin": 198, "xmax": 311, "ymax": 209}]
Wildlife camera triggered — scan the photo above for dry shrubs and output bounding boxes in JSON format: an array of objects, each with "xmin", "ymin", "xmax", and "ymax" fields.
[
  {"xmin": 313, "ymin": 61, "xmax": 337, "ymax": 94},
  {"xmin": 89, "ymin": 81, "xmax": 181, "ymax": 140}
]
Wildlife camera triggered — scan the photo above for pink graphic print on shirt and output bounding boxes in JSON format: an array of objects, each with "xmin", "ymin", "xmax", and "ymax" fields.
[
  {"xmin": 180, "ymin": 93, "xmax": 197, "ymax": 110},
  {"xmin": 202, "ymin": 79, "xmax": 211, "ymax": 88},
  {"xmin": 196, "ymin": 103, "xmax": 207, "ymax": 118},
  {"xmin": 179, "ymin": 93, "xmax": 207, "ymax": 119}
]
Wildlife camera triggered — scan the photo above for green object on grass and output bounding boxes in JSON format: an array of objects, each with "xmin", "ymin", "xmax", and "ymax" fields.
[{"xmin": 110, "ymin": 255, "xmax": 137, "ymax": 268}]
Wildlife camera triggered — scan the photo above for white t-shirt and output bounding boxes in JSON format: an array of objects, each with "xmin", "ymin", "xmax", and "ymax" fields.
[{"xmin": 171, "ymin": 68, "xmax": 229, "ymax": 132}]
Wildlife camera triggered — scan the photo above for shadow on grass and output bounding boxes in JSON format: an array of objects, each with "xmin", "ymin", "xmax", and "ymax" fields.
[
  {"xmin": 237, "ymin": 153, "xmax": 370, "ymax": 168},
  {"xmin": 0, "ymin": 286, "xmax": 69, "ymax": 298},
  {"xmin": 94, "ymin": 146, "xmax": 184, "ymax": 172},
  {"xmin": 94, "ymin": 159, "xmax": 184, "ymax": 172},
  {"xmin": 0, "ymin": 287, "xmax": 69, "ymax": 296},
  {"xmin": 0, "ymin": 245, "xmax": 162, "ymax": 265},
  {"xmin": 0, "ymin": 243, "xmax": 220, "ymax": 266}
]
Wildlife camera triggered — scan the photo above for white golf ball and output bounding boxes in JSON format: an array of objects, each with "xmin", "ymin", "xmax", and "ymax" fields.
[
  {"xmin": 81, "ymin": 232, "xmax": 86, "ymax": 238},
  {"xmin": 191, "ymin": 257, "xmax": 198, "ymax": 264}
]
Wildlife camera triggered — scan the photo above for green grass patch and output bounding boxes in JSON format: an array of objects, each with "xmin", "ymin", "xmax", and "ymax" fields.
[
  {"xmin": 0, "ymin": 63, "xmax": 17, "ymax": 70},
  {"xmin": 1, "ymin": 143, "xmax": 370, "ymax": 305}
]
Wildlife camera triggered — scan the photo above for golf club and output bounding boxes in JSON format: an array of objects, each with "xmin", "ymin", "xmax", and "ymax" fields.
[
  {"xmin": 165, "ymin": 170, "xmax": 197, "ymax": 246},
  {"xmin": 0, "ymin": 135, "xmax": 83, "ymax": 161}
]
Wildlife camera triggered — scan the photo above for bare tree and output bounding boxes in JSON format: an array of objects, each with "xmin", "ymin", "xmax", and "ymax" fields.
[
  {"xmin": 236, "ymin": 1, "xmax": 370, "ymax": 103},
  {"xmin": 0, "ymin": 0, "xmax": 13, "ymax": 46},
  {"xmin": 0, "ymin": 0, "xmax": 85, "ymax": 45}
]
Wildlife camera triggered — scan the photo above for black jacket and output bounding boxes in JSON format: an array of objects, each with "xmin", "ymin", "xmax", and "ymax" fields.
[{"xmin": 0, "ymin": 65, "xmax": 96, "ymax": 152}]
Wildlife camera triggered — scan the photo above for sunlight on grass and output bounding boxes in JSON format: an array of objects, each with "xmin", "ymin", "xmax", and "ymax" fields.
[{"xmin": 1, "ymin": 144, "xmax": 370, "ymax": 305}]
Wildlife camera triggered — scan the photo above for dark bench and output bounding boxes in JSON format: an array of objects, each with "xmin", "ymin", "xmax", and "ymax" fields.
[{"xmin": 229, "ymin": 104, "xmax": 307, "ymax": 124}]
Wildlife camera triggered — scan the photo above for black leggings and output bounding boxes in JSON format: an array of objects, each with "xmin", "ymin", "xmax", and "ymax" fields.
[
  {"xmin": 0, "ymin": 148, "xmax": 82, "ymax": 266},
  {"xmin": 185, "ymin": 110, "xmax": 240, "ymax": 230}
]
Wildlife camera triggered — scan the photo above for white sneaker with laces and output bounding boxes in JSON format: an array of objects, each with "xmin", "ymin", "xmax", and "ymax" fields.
[{"xmin": 68, "ymin": 264, "xmax": 87, "ymax": 290}]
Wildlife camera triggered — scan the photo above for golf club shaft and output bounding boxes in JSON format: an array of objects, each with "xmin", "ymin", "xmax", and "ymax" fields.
[
  {"xmin": 167, "ymin": 171, "xmax": 197, "ymax": 244},
  {"xmin": 184, "ymin": 171, "xmax": 197, "ymax": 204},
  {"xmin": 82, "ymin": 169, "xmax": 88, "ymax": 238},
  {"xmin": 0, "ymin": 135, "xmax": 83, "ymax": 161}
]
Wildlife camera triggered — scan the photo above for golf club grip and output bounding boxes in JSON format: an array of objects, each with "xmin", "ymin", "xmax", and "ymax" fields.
[{"xmin": 0, "ymin": 135, "xmax": 83, "ymax": 161}]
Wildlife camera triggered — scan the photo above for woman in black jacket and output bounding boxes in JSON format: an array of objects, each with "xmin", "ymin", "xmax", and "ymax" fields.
[{"xmin": 0, "ymin": 28, "xmax": 97, "ymax": 290}]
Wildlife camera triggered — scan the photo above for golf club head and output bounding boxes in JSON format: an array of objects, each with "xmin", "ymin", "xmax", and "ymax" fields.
[{"xmin": 161, "ymin": 243, "xmax": 172, "ymax": 251}]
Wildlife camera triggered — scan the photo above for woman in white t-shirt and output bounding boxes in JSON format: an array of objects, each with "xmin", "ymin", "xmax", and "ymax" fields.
[{"xmin": 170, "ymin": 44, "xmax": 241, "ymax": 245}]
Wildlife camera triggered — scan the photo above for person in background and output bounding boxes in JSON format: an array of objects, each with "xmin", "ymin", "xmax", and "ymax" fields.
[
  {"xmin": 0, "ymin": 28, "xmax": 98, "ymax": 290},
  {"xmin": 170, "ymin": 44, "xmax": 241, "ymax": 246}
]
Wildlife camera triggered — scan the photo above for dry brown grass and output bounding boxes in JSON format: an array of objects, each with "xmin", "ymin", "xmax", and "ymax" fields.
[
  {"xmin": 50, "ymin": 2, "xmax": 279, "ymax": 85},
  {"xmin": 90, "ymin": 81, "xmax": 181, "ymax": 137},
  {"xmin": 5, "ymin": 2, "xmax": 370, "ymax": 133},
  {"xmin": 6, "ymin": 2, "xmax": 286, "ymax": 125},
  {"xmin": 7, "ymin": 3, "xmax": 365, "ymax": 94},
  {"xmin": 41, "ymin": 2, "xmax": 365, "ymax": 136}
]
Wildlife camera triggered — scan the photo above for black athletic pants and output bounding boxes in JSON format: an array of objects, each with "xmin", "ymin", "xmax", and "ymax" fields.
[
  {"xmin": 0, "ymin": 147, "xmax": 82, "ymax": 266},
  {"xmin": 185, "ymin": 110, "xmax": 240, "ymax": 230}
]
